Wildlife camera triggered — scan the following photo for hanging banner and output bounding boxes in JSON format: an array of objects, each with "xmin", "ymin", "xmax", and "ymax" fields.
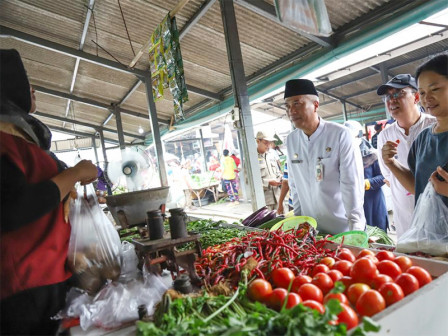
[
  {"xmin": 274, "ymin": 0, "xmax": 332, "ymax": 36},
  {"xmin": 148, "ymin": 14, "xmax": 189, "ymax": 121}
]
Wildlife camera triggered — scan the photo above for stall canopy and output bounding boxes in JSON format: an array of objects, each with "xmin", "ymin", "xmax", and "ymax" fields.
[{"xmin": 1, "ymin": 0, "xmax": 447, "ymax": 145}]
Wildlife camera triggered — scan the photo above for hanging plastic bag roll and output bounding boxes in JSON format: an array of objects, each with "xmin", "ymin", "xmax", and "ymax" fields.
[
  {"xmin": 397, "ymin": 182, "xmax": 448, "ymax": 256},
  {"xmin": 68, "ymin": 184, "xmax": 122, "ymax": 295}
]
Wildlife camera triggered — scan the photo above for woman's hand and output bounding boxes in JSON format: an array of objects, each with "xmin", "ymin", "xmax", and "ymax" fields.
[
  {"xmin": 430, "ymin": 166, "xmax": 448, "ymax": 197},
  {"xmin": 74, "ymin": 160, "xmax": 98, "ymax": 185}
]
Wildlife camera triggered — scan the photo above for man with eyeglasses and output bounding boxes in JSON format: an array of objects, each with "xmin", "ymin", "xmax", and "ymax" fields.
[
  {"xmin": 376, "ymin": 74, "xmax": 435, "ymax": 238},
  {"xmin": 256, "ymin": 130, "xmax": 282, "ymax": 210}
]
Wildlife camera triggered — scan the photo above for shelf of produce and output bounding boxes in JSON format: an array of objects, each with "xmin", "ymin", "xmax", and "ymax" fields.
[{"xmin": 328, "ymin": 243, "xmax": 448, "ymax": 336}]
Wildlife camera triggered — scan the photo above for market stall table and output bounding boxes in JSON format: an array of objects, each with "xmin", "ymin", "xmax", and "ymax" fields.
[{"xmin": 188, "ymin": 182, "xmax": 220, "ymax": 207}]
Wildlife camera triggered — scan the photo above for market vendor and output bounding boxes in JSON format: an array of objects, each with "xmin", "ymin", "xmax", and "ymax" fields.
[
  {"xmin": 284, "ymin": 79, "xmax": 366, "ymax": 234},
  {"xmin": 0, "ymin": 49, "xmax": 98, "ymax": 335},
  {"xmin": 256, "ymin": 130, "xmax": 283, "ymax": 210}
]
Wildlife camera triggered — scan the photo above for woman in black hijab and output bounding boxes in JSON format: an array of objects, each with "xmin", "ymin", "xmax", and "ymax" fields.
[{"xmin": 0, "ymin": 49, "xmax": 98, "ymax": 335}]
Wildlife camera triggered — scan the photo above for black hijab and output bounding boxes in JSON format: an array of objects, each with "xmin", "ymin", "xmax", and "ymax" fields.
[{"xmin": 0, "ymin": 49, "xmax": 52, "ymax": 150}]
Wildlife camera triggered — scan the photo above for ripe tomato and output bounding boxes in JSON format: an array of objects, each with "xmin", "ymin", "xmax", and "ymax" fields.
[
  {"xmin": 285, "ymin": 292, "xmax": 302, "ymax": 309},
  {"xmin": 376, "ymin": 250, "xmax": 395, "ymax": 262},
  {"xmin": 271, "ymin": 267, "xmax": 295, "ymax": 289},
  {"xmin": 357, "ymin": 249, "xmax": 375, "ymax": 259},
  {"xmin": 312, "ymin": 264, "xmax": 330, "ymax": 277},
  {"xmin": 356, "ymin": 290, "xmax": 386, "ymax": 317},
  {"xmin": 339, "ymin": 276, "xmax": 354, "ymax": 293},
  {"xmin": 370, "ymin": 274, "xmax": 393, "ymax": 290},
  {"xmin": 291, "ymin": 275, "xmax": 312, "ymax": 293},
  {"xmin": 394, "ymin": 256, "xmax": 413, "ymax": 272},
  {"xmin": 312, "ymin": 272, "xmax": 334, "ymax": 295},
  {"xmin": 297, "ymin": 283, "xmax": 323, "ymax": 303},
  {"xmin": 350, "ymin": 258, "xmax": 378, "ymax": 283},
  {"xmin": 247, "ymin": 279, "xmax": 272, "ymax": 302},
  {"xmin": 337, "ymin": 303, "xmax": 359, "ymax": 330},
  {"xmin": 327, "ymin": 269, "xmax": 344, "ymax": 283},
  {"xmin": 302, "ymin": 300, "xmax": 325, "ymax": 314},
  {"xmin": 360, "ymin": 254, "xmax": 379, "ymax": 265},
  {"xmin": 395, "ymin": 273, "xmax": 419, "ymax": 296},
  {"xmin": 324, "ymin": 292, "xmax": 349, "ymax": 305},
  {"xmin": 379, "ymin": 282, "xmax": 404, "ymax": 306},
  {"xmin": 337, "ymin": 249, "xmax": 356, "ymax": 263},
  {"xmin": 347, "ymin": 283, "xmax": 370, "ymax": 306},
  {"xmin": 377, "ymin": 260, "xmax": 402, "ymax": 280},
  {"xmin": 407, "ymin": 266, "xmax": 432, "ymax": 287},
  {"xmin": 267, "ymin": 288, "xmax": 288, "ymax": 310},
  {"xmin": 319, "ymin": 257, "xmax": 336, "ymax": 268},
  {"xmin": 333, "ymin": 260, "xmax": 353, "ymax": 276}
]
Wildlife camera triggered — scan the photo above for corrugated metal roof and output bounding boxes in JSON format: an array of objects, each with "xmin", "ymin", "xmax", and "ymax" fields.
[{"xmin": 1, "ymin": 0, "xmax": 446, "ymax": 144}]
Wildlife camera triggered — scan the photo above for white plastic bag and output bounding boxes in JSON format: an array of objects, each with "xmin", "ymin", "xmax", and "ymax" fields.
[
  {"xmin": 275, "ymin": 0, "xmax": 332, "ymax": 36},
  {"xmin": 68, "ymin": 184, "xmax": 122, "ymax": 295},
  {"xmin": 397, "ymin": 183, "xmax": 448, "ymax": 256},
  {"xmin": 119, "ymin": 241, "xmax": 140, "ymax": 281},
  {"xmin": 75, "ymin": 273, "xmax": 168, "ymax": 330}
]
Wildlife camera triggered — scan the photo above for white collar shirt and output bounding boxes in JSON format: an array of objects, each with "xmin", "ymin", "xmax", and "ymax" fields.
[
  {"xmin": 286, "ymin": 118, "xmax": 365, "ymax": 234},
  {"xmin": 377, "ymin": 112, "xmax": 436, "ymax": 237}
]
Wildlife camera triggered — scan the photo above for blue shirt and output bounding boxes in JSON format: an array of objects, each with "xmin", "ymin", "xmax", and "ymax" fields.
[{"xmin": 408, "ymin": 126, "xmax": 448, "ymax": 206}]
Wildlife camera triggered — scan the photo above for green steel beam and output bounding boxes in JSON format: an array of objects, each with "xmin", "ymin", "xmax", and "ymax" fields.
[{"xmin": 173, "ymin": 0, "xmax": 447, "ymax": 130}]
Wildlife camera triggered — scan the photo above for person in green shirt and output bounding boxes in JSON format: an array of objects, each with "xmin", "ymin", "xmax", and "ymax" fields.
[{"xmin": 221, "ymin": 149, "xmax": 239, "ymax": 205}]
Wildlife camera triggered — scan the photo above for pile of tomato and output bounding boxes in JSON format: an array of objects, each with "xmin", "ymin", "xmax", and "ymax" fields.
[{"xmin": 247, "ymin": 247, "xmax": 433, "ymax": 330}]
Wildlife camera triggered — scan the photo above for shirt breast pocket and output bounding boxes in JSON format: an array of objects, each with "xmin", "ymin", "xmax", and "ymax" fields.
[{"xmin": 320, "ymin": 155, "xmax": 338, "ymax": 181}]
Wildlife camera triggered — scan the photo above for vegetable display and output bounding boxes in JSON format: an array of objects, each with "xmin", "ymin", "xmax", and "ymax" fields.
[{"xmin": 196, "ymin": 226, "xmax": 335, "ymax": 287}]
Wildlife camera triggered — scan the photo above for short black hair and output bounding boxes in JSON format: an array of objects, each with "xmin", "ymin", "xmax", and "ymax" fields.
[
  {"xmin": 223, "ymin": 149, "xmax": 229, "ymax": 156},
  {"xmin": 416, "ymin": 53, "xmax": 448, "ymax": 81}
]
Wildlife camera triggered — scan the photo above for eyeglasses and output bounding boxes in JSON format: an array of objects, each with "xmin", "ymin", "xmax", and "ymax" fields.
[{"xmin": 382, "ymin": 89, "xmax": 409, "ymax": 102}]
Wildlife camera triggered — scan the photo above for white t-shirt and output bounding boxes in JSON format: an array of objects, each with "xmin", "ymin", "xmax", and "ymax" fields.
[
  {"xmin": 377, "ymin": 113, "xmax": 436, "ymax": 237},
  {"xmin": 286, "ymin": 118, "xmax": 366, "ymax": 234}
]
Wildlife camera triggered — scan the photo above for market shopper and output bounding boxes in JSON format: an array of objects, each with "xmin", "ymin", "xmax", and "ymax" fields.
[
  {"xmin": 344, "ymin": 120, "xmax": 389, "ymax": 232},
  {"xmin": 256, "ymin": 130, "xmax": 283, "ymax": 210},
  {"xmin": 284, "ymin": 79, "xmax": 366, "ymax": 234},
  {"xmin": 221, "ymin": 149, "xmax": 239, "ymax": 205},
  {"xmin": 371, "ymin": 123, "xmax": 382, "ymax": 148},
  {"xmin": 381, "ymin": 54, "xmax": 448, "ymax": 206},
  {"xmin": 277, "ymin": 161, "xmax": 293, "ymax": 215},
  {"xmin": 0, "ymin": 49, "xmax": 98, "ymax": 335},
  {"xmin": 377, "ymin": 74, "xmax": 436, "ymax": 237}
]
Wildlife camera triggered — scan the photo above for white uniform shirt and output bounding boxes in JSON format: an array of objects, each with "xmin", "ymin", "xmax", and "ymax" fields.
[
  {"xmin": 377, "ymin": 113, "xmax": 436, "ymax": 237},
  {"xmin": 286, "ymin": 118, "xmax": 366, "ymax": 234}
]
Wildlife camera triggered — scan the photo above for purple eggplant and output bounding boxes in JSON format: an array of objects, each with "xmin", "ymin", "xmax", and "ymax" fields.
[
  {"xmin": 249, "ymin": 210, "xmax": 277, "ymax": 227},
  {"xmin": 242, "ymin": 206, "xmax": 269, "ymax": 226}
]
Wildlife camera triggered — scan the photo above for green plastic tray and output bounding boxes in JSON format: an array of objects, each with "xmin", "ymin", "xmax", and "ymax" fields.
[
  {"xmin": 270, "ymin": 216, "xmax": 317, "ymax": 231},
  {"xmin": 328, "ymin": 230, "xmax": 369, "ymax": 248}
]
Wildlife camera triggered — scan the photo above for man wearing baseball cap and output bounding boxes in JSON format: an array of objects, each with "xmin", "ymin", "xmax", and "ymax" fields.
[
  {"xmin": 376, "ymin": 74, "xmax": 435, "ymax": 238},
  {"xmin": 256, "ymin": 130, "xmax": 282, "ymax": 210},
  {"xmin": 284, "ymin": 79, "xmax": 366, "ymax": 234}
]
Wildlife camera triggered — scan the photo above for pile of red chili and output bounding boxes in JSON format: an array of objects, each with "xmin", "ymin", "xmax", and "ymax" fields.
[{"xmin": 195, "ymin": 229, "xmax": 336, "ymax": 287}]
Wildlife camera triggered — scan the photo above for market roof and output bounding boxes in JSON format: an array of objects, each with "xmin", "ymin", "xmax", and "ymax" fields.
[{"xmin": 1, "ymin": 0, "xmax": 447, "ymax": 145}]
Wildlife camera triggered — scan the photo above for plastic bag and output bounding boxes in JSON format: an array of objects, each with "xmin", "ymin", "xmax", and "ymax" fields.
[
  {"xmin": 66, "ymin": 272, "xmax": 168, "ymax": 330},
  {"xmin": 119, "ymin": 241, "xmax": 139, "ymax": 281},
  {"xmin": 68, "ymin": 184, "xmax": 122, "ymax": 295},
  {"xmin": 397, "ymin": 183, "xmax": 448, "ymax": 256},
  {"xmin": 275, "ymin": 0, "xmax": 332, "ymax": 36}
]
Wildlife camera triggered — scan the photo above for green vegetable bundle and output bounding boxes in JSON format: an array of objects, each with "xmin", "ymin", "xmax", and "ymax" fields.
[
  {"xmin": 366, "ymin": 225, "xmax": 395, "ymax": 246},
  {"xmin": 137, "ymin": 283, "xmax": 379, "ymax": 336}
]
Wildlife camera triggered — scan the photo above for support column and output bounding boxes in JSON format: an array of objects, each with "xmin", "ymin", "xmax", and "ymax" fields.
[
  {"xmin": 98, "ymin": 129, "xmax": 112, "ymax": 195},
  {"xmin": 341, "ymin": 100, "xmax": 348, "ymax": 122},
  {"xmin": 236, "ymin": 131, "xmax": 248, "ymax": 202},
  {"xmin": 92, "ymin": 135, "xmax": 99, "ymax": 165},
  {"xmin": 113, "ymin": 104, "xmax": 126, "ymax": 150},
  {"xmin": 379, "ymin": 63, "xmax": 391, "ymax": 119},
  {"xmin": 220, "ymin": 0, "xmax": 265, "ymax": 211},
  {"xmin": 198, "ymin": 129, "xmax": 207, "ymax": 172},
  {"xmin": 143, "ymin": 73, "xmax": 168, "ymax": 187}
]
